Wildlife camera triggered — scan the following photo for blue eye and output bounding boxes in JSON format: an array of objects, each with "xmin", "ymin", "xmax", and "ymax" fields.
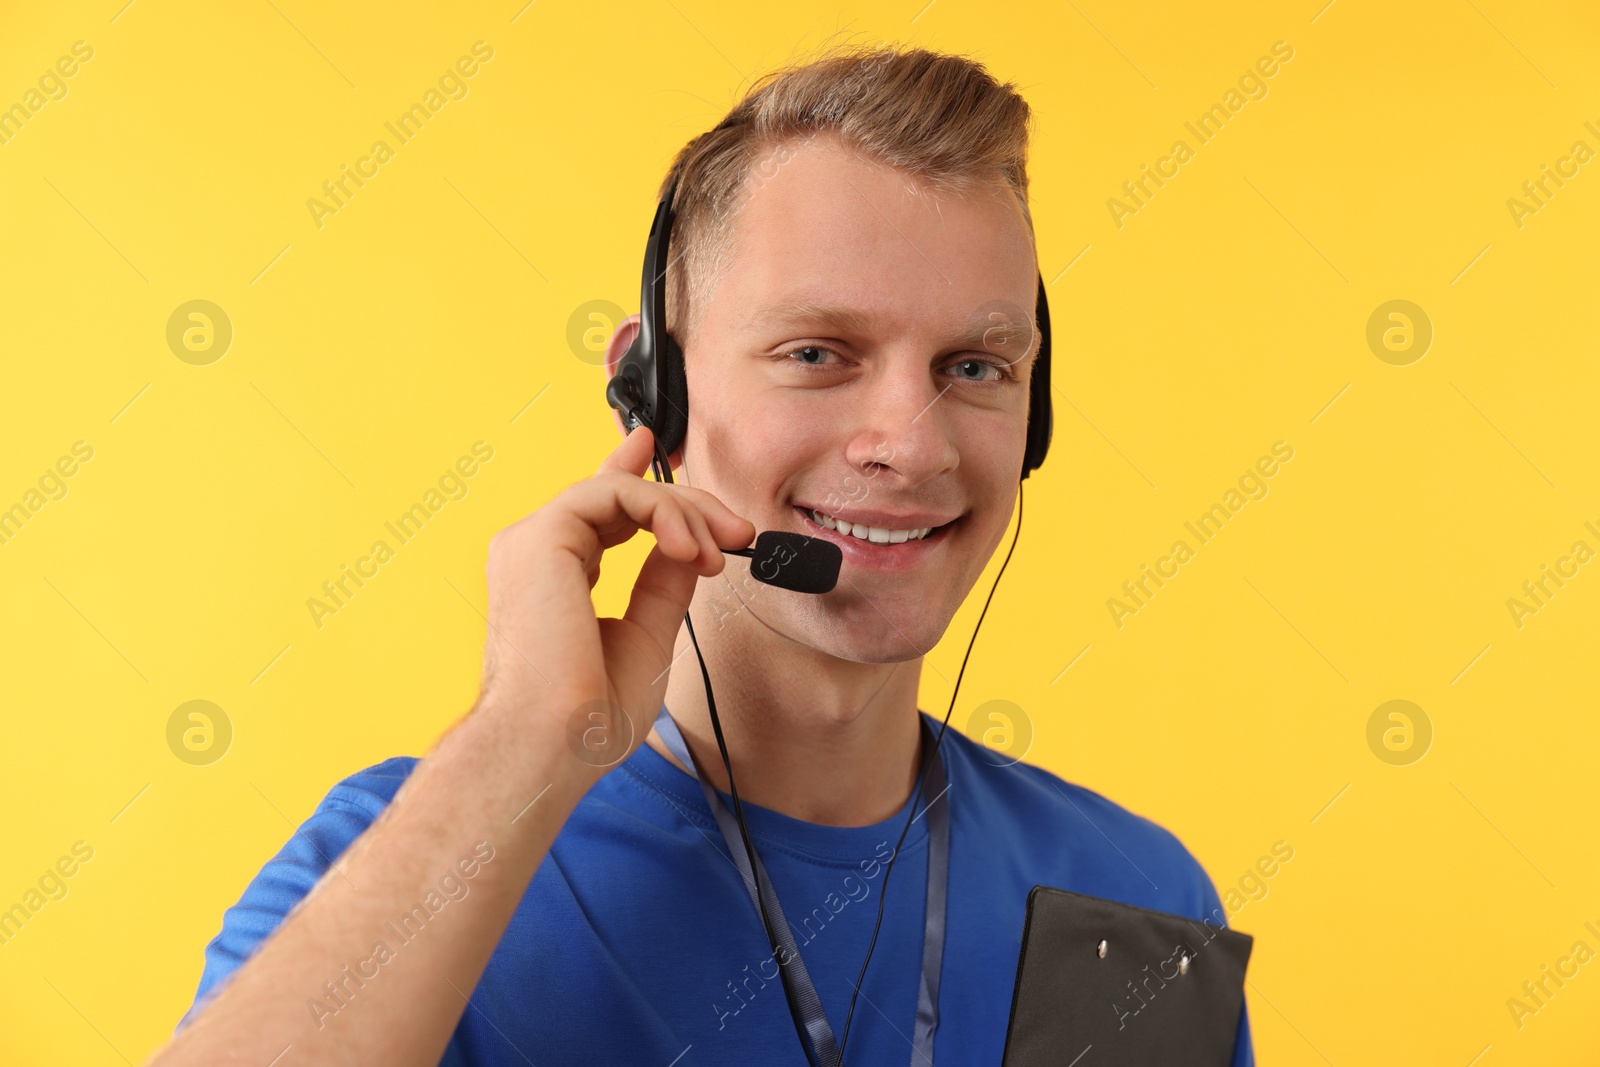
[
  {"xmin": 787, "ymin": 345, "xmax": 834, "ymax": 366},
  {"xmin": 947, "ymin": 358, "xmax": 1004, "ymax": 382}
]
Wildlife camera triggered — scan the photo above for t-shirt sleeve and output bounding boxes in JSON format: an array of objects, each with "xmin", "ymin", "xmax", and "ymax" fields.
[{"xmin": 175, "ymin": 756, "xmax": 420, "ymax": 1034}]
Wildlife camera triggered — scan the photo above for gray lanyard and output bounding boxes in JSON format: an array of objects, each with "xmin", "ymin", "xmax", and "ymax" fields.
[{"xmin": 653, "ymin": 705, "xmax": 950, "ymax": 1067}]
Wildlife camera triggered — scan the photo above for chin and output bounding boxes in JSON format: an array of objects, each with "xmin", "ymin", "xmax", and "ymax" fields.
[{"xmin": 772, "ymin": 596, "xmax": 948, "ymax": 665}]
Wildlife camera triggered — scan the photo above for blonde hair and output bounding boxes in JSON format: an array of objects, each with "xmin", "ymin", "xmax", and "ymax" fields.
[{"xmin": 658, "ymin": 42, "xmax": 1036, "ymax": 347}]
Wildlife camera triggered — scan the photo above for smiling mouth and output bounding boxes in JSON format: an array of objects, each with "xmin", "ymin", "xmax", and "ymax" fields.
[{"xmin": 794, "ymin": 506, "xmax": 956, "ymax": 545}]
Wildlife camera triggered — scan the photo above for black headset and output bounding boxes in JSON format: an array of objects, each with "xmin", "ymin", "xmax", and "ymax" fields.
[{"xmin": 605, "ymin": 171, "xmax": 1054, "ymax": 480}]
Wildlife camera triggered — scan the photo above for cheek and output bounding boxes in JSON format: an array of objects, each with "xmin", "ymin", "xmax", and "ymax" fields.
[
  {"xmin": 963, "ymin": 407, "xmax": 1026, "ymax": 494},
  {"xmin": 686, "ymin": 402, "xmax": 785, "ymax": 517},
  {"xmin": 955, "ymin": 417, "xmax": 1025, "ymax": 566},
  {"xmin": 691, "ymin": 388, "xmax": 790, "ymax": 460},
  {"xmin": 688, "ymin": 376, "xmax": 826, "ymax": 497}
]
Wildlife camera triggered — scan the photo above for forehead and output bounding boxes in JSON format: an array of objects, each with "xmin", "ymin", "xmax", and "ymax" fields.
[{"xmin": 705, "ymin": 134, "xmax": 1038, "ymax": 342}]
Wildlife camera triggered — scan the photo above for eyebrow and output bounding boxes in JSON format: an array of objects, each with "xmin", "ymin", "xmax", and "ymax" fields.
[{"xmin": 753, "ymin": 301, "xmax": 877, "ymax": 335}]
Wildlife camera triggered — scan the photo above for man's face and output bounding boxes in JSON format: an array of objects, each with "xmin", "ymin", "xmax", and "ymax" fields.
[{"xmin": 679, "ymin": 133, "xmax": 1040, "ymax": 664}]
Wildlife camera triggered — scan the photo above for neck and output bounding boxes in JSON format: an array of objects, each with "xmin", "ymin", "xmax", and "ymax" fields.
[{"xmin": 647, "ymin": 591, "xmax": 925, "ymax": 828}]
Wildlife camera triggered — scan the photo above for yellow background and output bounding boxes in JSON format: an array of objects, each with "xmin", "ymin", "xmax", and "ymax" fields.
[{"xmin": 2, "ymin": 0, "xmax": 1597, "ymax": 1063}]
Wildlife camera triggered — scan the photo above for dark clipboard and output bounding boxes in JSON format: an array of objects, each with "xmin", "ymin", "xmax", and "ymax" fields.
[{"xmin": 1000, "ymin": 886, "xmax": 1253, "ymax": 1067}]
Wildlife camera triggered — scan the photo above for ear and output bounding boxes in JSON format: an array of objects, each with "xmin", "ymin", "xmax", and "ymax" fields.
[{"xmin": 602, "ymin": 315, "xmax": 687, "ymax": 473}]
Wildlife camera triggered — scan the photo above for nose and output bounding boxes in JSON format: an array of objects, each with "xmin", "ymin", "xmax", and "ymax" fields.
[{"xmin": 843, "ymin": 358, "xmax": 960, "ymax": 486}]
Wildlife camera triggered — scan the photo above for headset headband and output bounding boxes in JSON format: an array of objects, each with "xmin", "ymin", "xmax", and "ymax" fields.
[{"xmin": 607, "ymin": 172, "xmax": 1054, "ymax": 479}]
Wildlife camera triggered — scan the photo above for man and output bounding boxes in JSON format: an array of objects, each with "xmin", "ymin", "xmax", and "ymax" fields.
[{"xmin": 152, "ymin": 45, "xmax": 1253, "ymax": 1065}]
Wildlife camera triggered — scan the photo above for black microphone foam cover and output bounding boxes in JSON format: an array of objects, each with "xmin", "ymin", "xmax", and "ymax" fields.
[{"xmin": 746, "ymin": 531, "xmax": 842, "ymax": 594}]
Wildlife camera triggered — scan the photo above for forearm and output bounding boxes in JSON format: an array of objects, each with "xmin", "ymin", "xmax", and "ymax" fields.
[
  {"xmin": 148, "ymin": 695, "xmax": 599, "ymax": 1066},
  {"xmin": 147, "ymin": 426, "xmax": 743, "ymax": 1065}
]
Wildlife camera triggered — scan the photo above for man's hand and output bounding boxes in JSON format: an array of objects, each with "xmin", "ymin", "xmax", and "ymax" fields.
[{"xmin": 477, "ymin": 425, "xmax": 754, "ymax": 763}]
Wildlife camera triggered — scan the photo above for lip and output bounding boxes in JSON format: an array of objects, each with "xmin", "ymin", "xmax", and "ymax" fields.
[{"xmin": 791, "ymin": 505, "xmax": 959, "ymax": 573}]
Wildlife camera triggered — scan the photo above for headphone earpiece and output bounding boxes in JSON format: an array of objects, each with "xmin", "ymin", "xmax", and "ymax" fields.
[
  {"xmin": 1024, "ymin": 274, "xmax": 1054, "ymax": 482},
  {"xmin": 654, "ymin": 330, "xmax": 690, "ymax": 457}
]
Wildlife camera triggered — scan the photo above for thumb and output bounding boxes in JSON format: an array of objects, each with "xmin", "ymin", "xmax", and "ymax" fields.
[{"xmin": 599, "ymin": 425, "xmax": 657, "ymax": 477}]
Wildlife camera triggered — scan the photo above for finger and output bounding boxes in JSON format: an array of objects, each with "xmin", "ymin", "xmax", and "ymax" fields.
[
  {"xmin": 598, "ymin": 425, "xmax": 656, "ymax": 477},
  {"xmin": 650, "ymin": 494, "xmax": 701, "ymax": 563},
  {"xmin": 674, "ymin": 497, "xmax": 722, "ymax": 575},
  {"xmin": 670, "ymin": 484, "xmax": 757, "ymax": 548},
  {"xmin": 592, "ymin": 436, "xmax": 753, "ymax": 552},
  {"xmin": 623, "ymin": 542, "xmax": 701, "ymax": 659},
  {"xmin": 626, "ymin": 485, "xmax": 738, "ymax": 570},
  {"xmin": 558, "ymin": 471, "xmax": 745, "ymax": 569},
  {"xmin": 552, "ymin": 472, "xmax": 681, "ymax": 563}
]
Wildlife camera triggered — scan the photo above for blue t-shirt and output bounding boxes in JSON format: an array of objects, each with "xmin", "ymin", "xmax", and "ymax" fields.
[{"xmin": 181, "ymin": 713, "xmax": 1253, "ymax": 1065}]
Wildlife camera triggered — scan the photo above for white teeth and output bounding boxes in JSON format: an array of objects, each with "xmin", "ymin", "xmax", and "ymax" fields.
[{"xmin": 808, "ymin": 509, "xmax": 935, "ymax": 542}]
